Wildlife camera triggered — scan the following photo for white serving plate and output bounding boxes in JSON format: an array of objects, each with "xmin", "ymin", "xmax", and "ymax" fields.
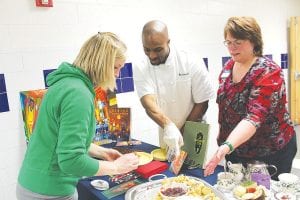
[{"xmin": 125, "ymin": 176, "xmax": 228, "ymax": 200}]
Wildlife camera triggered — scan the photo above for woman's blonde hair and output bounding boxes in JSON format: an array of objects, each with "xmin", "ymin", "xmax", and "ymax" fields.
[
  {"xmin": 224, "ymin": 17, "xmax": 263, "ymax": 57},
  {"xmin": 73, "ymin": 32, "xmax": 127, "ymax": 91}
]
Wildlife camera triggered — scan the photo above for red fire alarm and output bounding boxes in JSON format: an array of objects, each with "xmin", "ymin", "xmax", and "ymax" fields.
[{"xmin": 35, "ymin": 0, "xmax": 53, "ymax": 7}]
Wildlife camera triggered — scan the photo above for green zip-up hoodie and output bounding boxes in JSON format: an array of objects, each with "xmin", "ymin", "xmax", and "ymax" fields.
[{"xmin": 18, "ymin": 62, "xmax": 99, "ymax": 196}]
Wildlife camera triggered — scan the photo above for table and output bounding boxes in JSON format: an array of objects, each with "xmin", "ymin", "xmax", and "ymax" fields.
[{"xmin": 77, "ymin": 142, "xmax": 223, "ymax": 200}]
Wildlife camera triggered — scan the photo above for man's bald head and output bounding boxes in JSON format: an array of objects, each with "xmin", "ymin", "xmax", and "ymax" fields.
[
  {"xmin": 142, "ymin": 20, "xmax": 169, "ymax": 39},
  {"xmin": 141, "ymin": 20, "xmax": 170, "ymax": 65}
]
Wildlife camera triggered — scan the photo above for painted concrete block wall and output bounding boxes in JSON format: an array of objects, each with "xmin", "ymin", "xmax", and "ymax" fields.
[{"xmin": 0, "ymin": 0, "xmax": 300, "ymax": 199}]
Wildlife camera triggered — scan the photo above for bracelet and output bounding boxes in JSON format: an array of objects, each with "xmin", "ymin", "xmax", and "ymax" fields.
[{"xmin": 222, "ymin": 141, "xmax": 234, "ymax": 154}]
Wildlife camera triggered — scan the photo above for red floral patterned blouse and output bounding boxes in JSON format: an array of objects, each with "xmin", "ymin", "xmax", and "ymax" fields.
[{"xmin": 217, "ymin": 57, "xmax": 295, "ymax": 158}]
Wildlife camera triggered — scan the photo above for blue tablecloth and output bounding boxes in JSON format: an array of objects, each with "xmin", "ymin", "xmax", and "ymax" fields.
[{"xmin": 77, "ymin": 142, "xmax": 223, "ymax": 200}]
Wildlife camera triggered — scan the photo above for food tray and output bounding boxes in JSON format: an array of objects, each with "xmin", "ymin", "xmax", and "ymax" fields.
[
  {"xmin": 135, "ymin": 152, "xmax": 153, "ymax": 166},
  {"xmin": 125, "ymin": 176, "xmax": 228, "ymax": 200}
]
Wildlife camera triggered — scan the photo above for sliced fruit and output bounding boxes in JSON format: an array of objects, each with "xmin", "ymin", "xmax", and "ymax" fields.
[
  {"xmin": 241, "ymin": 192, "xmax": 255, "ymax": 200},
  {"xmin": 233, "ymin": 185, "xmax": 247, "ymax": 197},
  {"xmin": 246, "ymin": 187, "xmax": 256, "ymax": 193}
]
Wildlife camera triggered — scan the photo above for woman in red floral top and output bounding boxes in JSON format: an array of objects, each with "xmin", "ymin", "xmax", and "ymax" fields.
[{"xmin": 204, "ymin": 17, "xmax": 297, "ymax": 180}]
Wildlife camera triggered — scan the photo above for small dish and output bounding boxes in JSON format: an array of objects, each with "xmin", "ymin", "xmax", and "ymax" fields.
[
  {"xmin": 148, "ymin": 174, "xmax": 167, "ymax": 182},
  {"xmin": 274, "ymin": 192, "xmax": 296, "ymax": 200},
  {"xmin": 278, "ymin": 173, "xmax": 299, "ymax": 185},
  {"xmin": 277, "ymin": 173, "xmax": 299, "ymax": 193},
  {"xmin": 217, "ymin": 172, "xmax": 234, "ymax": 180},
  {"xmin": 216, "ymin": 172, "xmax": 235, "ymax": 192},
  {"xmin": 90, "ymin": 179, "xmax": 109, "ymax": 190},
  {"xmin": 159, "ymin": 182, "xmax": 188, "ymax": 200},
  {"xmin": 216, "ymin": 179, "xmax": 235, "ymax": 192}
]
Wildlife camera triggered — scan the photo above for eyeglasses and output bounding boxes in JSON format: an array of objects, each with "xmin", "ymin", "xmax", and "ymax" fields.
[{"xmin": 223, "ymin": 40, "xmax": 243, "ymax": 48}]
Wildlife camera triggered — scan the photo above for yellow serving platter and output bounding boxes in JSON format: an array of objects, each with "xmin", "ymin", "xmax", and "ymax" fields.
[
  {"xmin": 135, "ymin": 152, "xmax": 153, "ymax": 166},
  {"xmin": 151, "ymin": 148, "xmax": 167, "ymax": 161}
]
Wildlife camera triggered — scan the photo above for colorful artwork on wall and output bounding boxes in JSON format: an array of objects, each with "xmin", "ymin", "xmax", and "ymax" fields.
[
  {"xmin": 19, "ymin": 87, "xmax": 131, "ymax": 145},
  {"xmin": 0, "ymin": 74, "xmax": 10, "ymax": 113},
  {"xmin": 93, "ymin": 87, "xmax": 130, "ymax": 145},
  {"xmin": 19, "ymin": 89, "xmax": 47, "ymax": 143}
]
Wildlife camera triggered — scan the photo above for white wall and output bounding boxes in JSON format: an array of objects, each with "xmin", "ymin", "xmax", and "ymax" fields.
[{"xmin": 0, "ymin": 0, "xmax": 299, "ymax": 199}]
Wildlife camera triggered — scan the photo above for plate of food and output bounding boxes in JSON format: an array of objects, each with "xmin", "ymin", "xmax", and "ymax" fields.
[
  {"xmin": 125, "ymin": 175, "xmax": 227, "ymax": 200},
  {"xmin": 232, "ymin": 180, "xmax": 268, "ymax": 200}
]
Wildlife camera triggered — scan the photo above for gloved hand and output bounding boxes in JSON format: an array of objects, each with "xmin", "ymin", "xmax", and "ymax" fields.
[{"xmin": 163, "ymin": 122, "xmax": 184, "ymax": 161}]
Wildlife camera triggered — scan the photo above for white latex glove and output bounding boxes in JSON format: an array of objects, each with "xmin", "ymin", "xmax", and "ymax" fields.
[{"xmin": 163, "ymin": 122, "xmax": 184, "ymax": 161}]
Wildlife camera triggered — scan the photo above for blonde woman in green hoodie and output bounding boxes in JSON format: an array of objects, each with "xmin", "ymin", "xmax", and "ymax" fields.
[{"xmin": 17, "ymin": 32, "xmax": 139, "ymax": 200}]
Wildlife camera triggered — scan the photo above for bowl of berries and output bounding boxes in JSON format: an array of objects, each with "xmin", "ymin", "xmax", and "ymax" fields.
[{"xmin": 159, "ymin": 182, "xmax": 188, "ymax": 200}]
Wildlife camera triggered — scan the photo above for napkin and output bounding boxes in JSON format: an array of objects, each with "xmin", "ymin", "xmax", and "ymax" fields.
[{"xmin": 135, "ymin": 161, "xmax": 168, "ymax": 178}]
